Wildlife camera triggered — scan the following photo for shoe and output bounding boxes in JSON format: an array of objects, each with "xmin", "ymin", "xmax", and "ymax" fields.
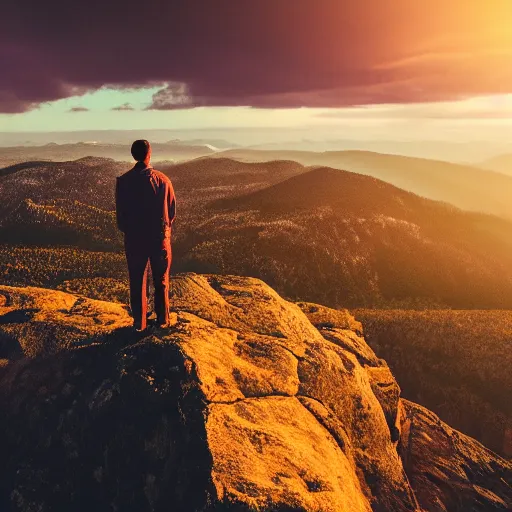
[{"xmin": 155, "ymin": 314, "xmax": 170, "ymax": 329}]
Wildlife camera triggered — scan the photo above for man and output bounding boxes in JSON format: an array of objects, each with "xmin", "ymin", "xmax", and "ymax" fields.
[{"xmin": 116, "ymin": 140, "xmax": 176, "ymax": 330}]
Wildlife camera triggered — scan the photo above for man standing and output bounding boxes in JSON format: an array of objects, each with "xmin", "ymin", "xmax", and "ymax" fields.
[{"xmin": 116, "ymin": 140, "xmax": 176, "ymax": 330}]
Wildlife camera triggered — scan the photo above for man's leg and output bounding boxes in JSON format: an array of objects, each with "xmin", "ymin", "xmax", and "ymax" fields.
[
  {"xmin": 125, "ymin": 240, "xmax": 150, "ymax": 330},
  {"xmin": 149, "ymin": 239, "xmax": 171, "ymax": 326}
]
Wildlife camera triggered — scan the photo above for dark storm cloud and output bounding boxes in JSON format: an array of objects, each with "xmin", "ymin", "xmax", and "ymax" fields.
[
  {"xmin": 68, "ymin": 106, "xmax": 89, "ymax": 112},
  {"xmin": 2, "ymin": 0, "xmax": 512, "ymax": 113}
]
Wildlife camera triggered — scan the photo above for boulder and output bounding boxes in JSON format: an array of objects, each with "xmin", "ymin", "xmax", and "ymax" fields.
[
  {"xmin": 0, "ymin": 274, "xmax": 510, "ymax": 511},
  {"xmin": 399, "ymin": 400, "xmax": 512, "ymax": 512}
]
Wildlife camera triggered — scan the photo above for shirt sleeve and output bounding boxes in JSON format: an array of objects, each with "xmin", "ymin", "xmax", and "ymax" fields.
[
  {"xmin": 115, "ymin": 178, "xmax": 125, "ymax": 232},
  {"xmin": 168, "ymin": 181, "xmax": 176, "ymax": 224}
]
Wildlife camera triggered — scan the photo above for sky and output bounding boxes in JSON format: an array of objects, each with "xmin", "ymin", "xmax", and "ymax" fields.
[{"xmin": 2, "ymin": 1, "xmax": 512, "ymax": 138}]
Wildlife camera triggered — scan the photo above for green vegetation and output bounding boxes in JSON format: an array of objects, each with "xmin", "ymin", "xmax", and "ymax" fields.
[
  {"xmin": 352, "ymin": 309, "xmax": 512, "ymax": 457},
  {"xmin": 0, "ymin": 246, "xmax": 126, "ymax": 300},
  {"xmin": 0, "ymin": 199, "xmax": 122, "ymax": 249}
]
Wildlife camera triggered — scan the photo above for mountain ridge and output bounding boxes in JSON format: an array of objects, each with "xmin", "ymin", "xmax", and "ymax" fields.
[
  {"xmin": 211, "ymin": 149, "xmax": 512, "ymax": 220},
  {"xmin": 481, "ymin": 153, "xmax": 512, "ymax": 175},
  {"xmin": 4, "ymin": 157, "xmax": 512, "ymax": 309}
]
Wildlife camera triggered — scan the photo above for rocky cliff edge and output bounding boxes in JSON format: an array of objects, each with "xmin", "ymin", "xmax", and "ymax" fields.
[{"xmin": 0, "ymin": 274, "xmax": 510, "ymax": 511}]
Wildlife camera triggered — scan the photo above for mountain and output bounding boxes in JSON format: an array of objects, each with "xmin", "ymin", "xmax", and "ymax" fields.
[
  {"xmin": 0, "ymin": 157, "xmax": 124, "ymax": 215},
  {"xmin": 353, "ymin": 309, "xmax": 512, "ymax": 459},
  {"xmin": 3, "ymin": 158, "xmax": 512, "ymax": 309},
  {"xmin": 163, "ymin": 157, "xmax": 306, "ymax": 200},
  {"xmin": 212, "ymin": 149, "xmax": 512, "ymax": 220},
  {"xmin": 184, "ymin": 166, "xmax": 512, "ymax": 309},
  {"xmin": 481, "ymin": 154, "xmax": 512, "ymax": 175},
  {"xmin": 0, "ymin": 157, "xmax": 305, "ymax": 217},
  {"xmin": 0, "ymin": 157, "xmax": 306, "ymax": 251},
  {"xmin": 6, "ymin": 144, "xmax": 512, "ymax": 220},
  {"xmin": 2, "ymin": 129, "xmax": 511, "ymax": 162},
  {"xmin": 1, "ymin": 275, "xmax": 510, "ymax": 511},
  {"xmin": 166, "ymin": 138, "xmax": 236, "ymax": 150},
  {"xmin": 0, "ymin": 157, "xmax": 125, "ymax": 249},
  {"xmin": 247, "ymin": 139, "xmax": 512, "ymax": 164}
]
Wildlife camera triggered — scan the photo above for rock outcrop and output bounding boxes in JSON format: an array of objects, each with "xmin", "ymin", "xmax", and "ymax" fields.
[{"xmin": 0, "ymin": 275, "xmax": 510, "ymax": 511}]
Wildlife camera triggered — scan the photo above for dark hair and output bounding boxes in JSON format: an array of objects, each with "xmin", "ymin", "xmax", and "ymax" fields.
[{"xmin": 131, "ymin": 139, "xmax": 151, "ymax": 161}]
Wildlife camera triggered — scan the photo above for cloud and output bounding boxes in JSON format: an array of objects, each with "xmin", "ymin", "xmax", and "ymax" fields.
[
  {"xmin": 68, "ymin": 106, "xmax": 89, "ymax": 112},
  {"xmin": 146, "ymin": 83, "xmax": 197, "ymax": 110},
  {"xmin": 2, "ymin": 1, "xmax": 512, "ymax": 113},
  {"xmin": 111, "ymin": 102, "xmax": 135, "ymax": 111}
]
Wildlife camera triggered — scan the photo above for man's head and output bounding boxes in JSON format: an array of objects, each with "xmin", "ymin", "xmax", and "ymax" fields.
[{"xmin": 131, "ymin": 139, "xmax": 151, "ymax": 165}]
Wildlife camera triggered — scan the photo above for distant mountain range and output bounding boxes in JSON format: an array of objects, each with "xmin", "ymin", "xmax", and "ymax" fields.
[
  {"xmin": 480, "ymin": 153, "xmax": 512, "ymax": 175},
  {"xmin": 0, "ymin": 141, "xmax": 218, "ymax": 168},
  {"xmin": 2, "ymin": 129, "xmax": 511, "ymax": 162},
  {"xmin": 247, "ymin": 138, "xmax": 512, "ymax": 163},
  {"xmin": 212, "ymin": 149, "xmax": 512, "ymax": 221},
  {"xmin": 3, "ymin": 144, "xmax": 512, "ymax": 222},
  {"xmin": 0, "ymin": 129, "xmax": 241, "ymax": 148}
]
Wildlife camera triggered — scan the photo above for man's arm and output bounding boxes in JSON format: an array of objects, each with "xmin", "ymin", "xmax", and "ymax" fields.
[
  {"xmin": 158, "ymin": 179, "xmax": 176, "ymax": 239},
  {"xmin": 168, "ymin": 181, "xmax": 176, "ymax": 225},
  {"xmin": 115, "ymin": 178, "xmax": 126, "ymax": 233}
]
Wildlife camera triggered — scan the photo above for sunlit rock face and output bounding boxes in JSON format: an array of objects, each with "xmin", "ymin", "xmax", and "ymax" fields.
[{"xmin": 0, "ymin": 274, "xmax": 510, "ymax": 511}]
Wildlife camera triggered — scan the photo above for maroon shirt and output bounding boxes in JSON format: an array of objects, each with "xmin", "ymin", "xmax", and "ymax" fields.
[{"xmin": 115, "ymin": 163, "xmax": 176, "ymax": 240}]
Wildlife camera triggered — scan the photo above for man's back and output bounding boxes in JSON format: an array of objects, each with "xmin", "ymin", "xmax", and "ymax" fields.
[
  {"xmin": 116, "ymin": 163, "xmax": 176, "ymax": 240},
  {"xmin": 118, "ymin": 139, "xmax": 176, "ymax": 331}
]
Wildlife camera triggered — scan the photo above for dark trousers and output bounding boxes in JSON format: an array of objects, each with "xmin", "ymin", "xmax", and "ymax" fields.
[{"xmin": 124, "ymin": 235, "xmax": 171, "ymax": 330}]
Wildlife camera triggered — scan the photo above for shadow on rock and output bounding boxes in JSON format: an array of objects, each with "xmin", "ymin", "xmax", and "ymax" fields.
[
  {"xmin": 0, "ymin": 329, "xmax": 215, "ymax": 512},
  {"xmin": 0, "ymin": 308, "xmax": 38, "ymax": 324}
]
